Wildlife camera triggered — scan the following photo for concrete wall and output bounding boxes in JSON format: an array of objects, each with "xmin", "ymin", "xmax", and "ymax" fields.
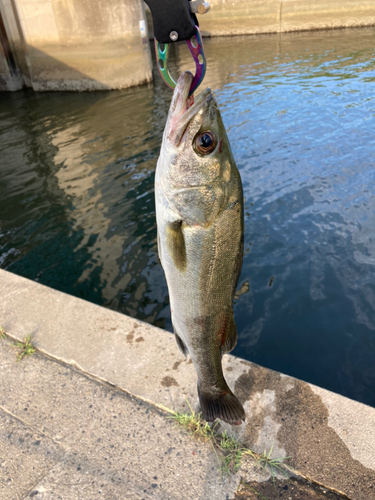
[
  {"xmin": 146, "ymin": 0, "xmax": 375, "ymax": 38},
  {"xmin": 0, "ymin": 0, "xmax": 24, "ymax": 90},
  {"xmin": 0, "ymin": 0, "xmax": 31, "ymax": 85},
  {"xmin": 199, "ymin": 0, "xmax": 375, "ymax": 36},
  {"xmin": 0, "ymin": 48, "xmax": 18, "ymax": 90},
  {"xmin": 0, "ymin": 36, "xmax": 20, "ymax": 90},
  {"xmin": 0, "ymin": 0, "xmax": 152, "ymax": 91}
]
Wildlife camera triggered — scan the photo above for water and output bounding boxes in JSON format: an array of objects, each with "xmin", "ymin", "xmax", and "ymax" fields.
[{"xmin": 1, "ymin": 28, "xmax": 375, "ymax": 407}]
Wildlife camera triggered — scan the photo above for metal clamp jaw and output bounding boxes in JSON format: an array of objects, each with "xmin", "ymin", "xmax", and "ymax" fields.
[{"xmin": 143, "ymin": 0, "xmax": 210, "ymax": 95}]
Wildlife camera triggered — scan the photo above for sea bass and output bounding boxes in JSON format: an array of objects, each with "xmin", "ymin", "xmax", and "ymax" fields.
[{"xmin": 155, "ymin": 72, "xmax": 245, "ymax": 425}]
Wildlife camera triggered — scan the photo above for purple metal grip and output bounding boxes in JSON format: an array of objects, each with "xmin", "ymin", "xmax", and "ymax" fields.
[{"xmin": 186, "ymin": 26, "xmax": 206, "ymax": 96}]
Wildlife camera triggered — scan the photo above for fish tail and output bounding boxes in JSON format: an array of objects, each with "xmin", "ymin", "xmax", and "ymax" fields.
[{"xmin": 197, "ymin": 383, "xmax": 245, "ymax": 425}]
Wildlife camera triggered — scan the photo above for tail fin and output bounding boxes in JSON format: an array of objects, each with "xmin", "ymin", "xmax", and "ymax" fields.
[{"xmin": 198, "ymin": 384, "xmax": 245, "ymax": 425}]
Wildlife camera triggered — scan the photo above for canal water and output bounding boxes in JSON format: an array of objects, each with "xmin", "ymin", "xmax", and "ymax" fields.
[{"xmin": 1, "ymin": 28, "xmax": 374, "ymax": 407}]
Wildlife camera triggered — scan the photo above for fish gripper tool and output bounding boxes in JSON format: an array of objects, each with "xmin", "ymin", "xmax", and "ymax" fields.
[
  {"xmin": 155, "ymin": 26, "xmax": 206, "ymax": 96},
  {"xmin": 143, "ymin": 0, "xmax": 209, "ymax": 95}
]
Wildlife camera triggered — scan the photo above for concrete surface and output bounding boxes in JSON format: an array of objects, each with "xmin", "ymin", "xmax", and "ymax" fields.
[
  {"xmin": 280, "ymin": 0, "xmax": 375, "ymax": 33},
  {"xmin": 146, "ymin": 0, "xmax": 375, "ymax": 38},
  {"xmin": 0, "ymin": 340, "xmax": 243, "ymax": 499},
  {"xmin": 0, "ymin": 268, "xmax": 375, "ymax": 499},
  {"xmin": 0, "ymin": 0, "xmax": 152, "ymax": 90},
  {"xmin": 0, "ymin": 338, "xmax": 347, "ymax": 500}
]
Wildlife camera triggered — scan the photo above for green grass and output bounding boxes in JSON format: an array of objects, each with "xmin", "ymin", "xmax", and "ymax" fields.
[
  {"xmin": 242, "ymin": 443, "xmax": 291, "ymax": 486},
  {"xmin": 158, "ymin": 399, "xmax": 291, "ymax": 477},
  {"xmin": 0, "ymin": 327, "xmax": 36, "ymax": 361},
  {"xmin": 14, "ymin": 334, "xmax": 36, "ymax": 361},
  {"xmin": 219, "ymin": 430, "xmax": 244, "ymax": 474}
]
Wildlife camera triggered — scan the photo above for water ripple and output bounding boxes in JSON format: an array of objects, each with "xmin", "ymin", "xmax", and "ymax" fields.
[{"xmin": 1, "ymin": 28, "xmax": 375, "ymax": 406}]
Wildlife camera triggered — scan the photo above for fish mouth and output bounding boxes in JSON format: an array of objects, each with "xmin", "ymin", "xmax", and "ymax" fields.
[{"xmin": 165, "ymin": 72, "xmax": 212, "ymax": 147}]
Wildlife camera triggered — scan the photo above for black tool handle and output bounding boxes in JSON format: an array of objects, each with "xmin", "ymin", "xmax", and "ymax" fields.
[{"xmin": 144, "ymin": 0, "xmax": 198, "ymax": 44}]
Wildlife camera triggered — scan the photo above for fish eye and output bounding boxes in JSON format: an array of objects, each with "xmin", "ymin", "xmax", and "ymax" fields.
[{"xmin": 194, "ymin": 131, "xmax": 217, "ymax": 156}]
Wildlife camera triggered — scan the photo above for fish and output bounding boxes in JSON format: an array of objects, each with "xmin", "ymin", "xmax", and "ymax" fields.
[{"xmin": 154, "ymin": 71, "xmax": 245, "ymax": 425}]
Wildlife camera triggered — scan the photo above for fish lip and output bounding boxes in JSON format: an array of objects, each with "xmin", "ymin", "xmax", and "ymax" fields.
[
  {"xmin": 166, "ymin": 73, "xmax": 212, "ymax": 147},
  {"xmin": 178, "ymin": 90, "xmax": 213, "ymax": 146}
]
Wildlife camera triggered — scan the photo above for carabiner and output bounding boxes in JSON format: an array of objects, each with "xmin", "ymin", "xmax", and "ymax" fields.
[{"xmin": 155, "ymin": 26, "xmax": 206, "ymax": 96}]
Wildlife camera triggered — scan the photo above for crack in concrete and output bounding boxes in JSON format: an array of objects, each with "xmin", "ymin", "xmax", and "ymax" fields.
[
  {"xmin": 21, "ymin": 459, "xmax": 67, "ymax": 500},
  {"xmin": 0, "ymin": 404, "xmax": 65, "ymax": 451}
]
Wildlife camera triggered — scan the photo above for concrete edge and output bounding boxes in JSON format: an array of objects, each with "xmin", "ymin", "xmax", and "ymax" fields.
[{"xmin": 1, "ymin": 269, "xmax": 374, "ymax": 499}]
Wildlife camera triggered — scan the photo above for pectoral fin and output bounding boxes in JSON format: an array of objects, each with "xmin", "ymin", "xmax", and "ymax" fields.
[{"xmin": 165, "ymin": 221, "xmax": 187, "ymax": 272}]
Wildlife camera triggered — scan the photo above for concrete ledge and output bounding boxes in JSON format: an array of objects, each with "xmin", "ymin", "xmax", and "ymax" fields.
[{"xmin": 0, "ymin": 268, "xmax": 374, "ymax": 498}]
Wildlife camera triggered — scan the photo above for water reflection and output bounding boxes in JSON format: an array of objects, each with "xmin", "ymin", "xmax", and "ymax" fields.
[{"xmin": 1, "ymin": 28, "xmax": 375, "ymax": 406}]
